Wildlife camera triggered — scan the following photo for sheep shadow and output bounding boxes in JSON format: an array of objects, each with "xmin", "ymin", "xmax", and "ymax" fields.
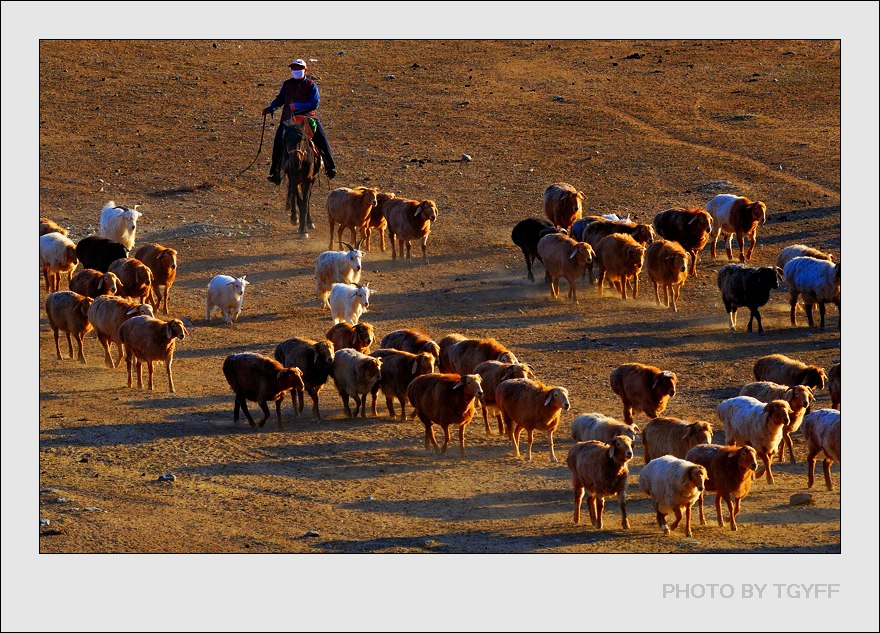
[
  {"xmin": 40, "ymin": 415, "xmax": 245, "ymax": 448},
  {"xmin": 312, "ymin": 528, "xmax": 622, "ymax": 553},
  {"xmin": 698, "ymin": 544, "xmax": 839, "ymax": 554}
]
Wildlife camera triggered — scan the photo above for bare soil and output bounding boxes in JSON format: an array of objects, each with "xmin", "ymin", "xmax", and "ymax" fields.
[{"xmin": 38, "ymin": 40, "xmax": 840, "ymax": 553}]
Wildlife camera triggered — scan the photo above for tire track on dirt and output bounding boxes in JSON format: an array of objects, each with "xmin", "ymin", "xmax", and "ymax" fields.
[{"xmin": 598, "ymin": 103, "xmax": 840, "ymax": 200}]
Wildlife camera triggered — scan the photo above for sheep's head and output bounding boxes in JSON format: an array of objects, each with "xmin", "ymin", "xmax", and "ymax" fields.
[
  {"xmin": 608, "ymin": 435, "xmax": 634, "ymax": 464},
  {"xmin": 652, "ymin": 370, "xmax": 677, "ymax": 398},
  {"xmin": 627, "ymin": 244, "xmax": 646, "ymax": 269},
  {"xmin": 571, "ymin": 242, "xmax": 594, "ymax": 265},
  {"xmin": 731, "ymin": 445, "xmax": 759, "ymax": 474},
  {"xmin": 504, "ymin": 363, "xmax": 534, "ymax": 382},
  {"xmin": 315, "ymin": 340, "xmax": 335, "ymax": 367},
  {"xmin": 453, "ymin": 374, "xmax": 483, "ymax": 400},
  {"xmin": 749, "ymin": 201, "xmax": 767, "ymax": 225},
  {"xmin": 757, "ymin": 266, "xmax": 782, "ymax": 290},
  {"xmin": 633, "ymin": 224, "xmax": 655, "ymax": 244},
  {"xmin": 161, "ymin": 248, "xmax": 178, "ymax": 271},
  {"xmin": 421, "ymin": 340, "xmax": 441, "ymax": 360},
  {"xmin": 764, "ymin": 400, "xmax": 793, "ymax": 428},
  {"xmin": 684, "ymin": 421, "xmax": 713, "ymax": 448},
  {"xmin": 342, "ymin": 244, "xmax": 365, "ymax": 273},
  {"xmin": 376, "ymin": 192, "xmax": 396, "ymax": 209},
  {"xmin": 412, "ymin": 352, "xmax": 435, "ymax": 376},
  {"xmin": 688, "ymin": 210, "xmax": 712, "ymax": 234},
  {"xmin": 785, "ymin": 385, "xmax": 814, "ymax": 413},
  {"xmin": 687, "ymin": 465, "xmax": 708, "ymax": 492},
  {"xmin": 665, "ymin": 250, "xmax": 689, "ymax": 275},
  {"xmin": 100, "ymin": 272, "xmax": 119, "ymax": 295},
  {"xmin": 354, "ymin": 283, "xmax": 371, "ymax": 308},
  {"xmin": 415, "ymin": 200, "xmax": 438, "ymax": 223},
  {"xmin": 165, "ymin": 319, "xmax": 188, "ymax": 341},
  {"xmin": 497, "ymin": 350, "xmax": 518, "ymax": 364},
  {"xmin": 364, "ymin": 188, "xmax": 379, "ymax": 208},
  {"xmin": 800, "ymin": 367, "xmax": 827, "ymax": 391},
  {"xmin": 278, "ymin": 366, "xmax": 305, "ymax": 392},
  {"xmin": 544, "ymin": 387, "xmax": 570, "ymax": 411},
  {"xmin": 127, "ymin": 303, "xmax": 155, "ymax": 317},
  {"xmin": 357, "ymin": 357, "xmax": 383, "ymax": 385},
  {"xmin": 228, "ymin": 275, "xmax": 250, "ymax": 301},
  {"xmin": 354, "ymin": 323, "xmax": 375, "ymax": 350}
]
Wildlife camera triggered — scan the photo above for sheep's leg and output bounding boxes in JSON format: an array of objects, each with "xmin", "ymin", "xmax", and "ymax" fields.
[
  {"xmin": 440, "ymin": 424, "xmax": 451, "ymax": 454},
  {"xmin": 306, "ymin": 386, "xmax": 320, "ymax": 419},
  {"xmin": 390, "ymin": 233, "xmax": 397, "ymax": 261},
  {"xmin": 569, "ymin": 278, "xmax": 577, "ymax": 303},
  {"xmin": 163, "ymin": 285, "xmax": 170, "ymax": 315},
  {"xmin": 340, "ymin": 392, "xmax": 353, "ymax": 418},
  {"xmin": 420, "ymin": 235, "xmax": 429, "ymax": 263},
  {"xmin": 597, "ymin": 271, "xmax": 606, "ymax": 296},
  {"xmin": 549, "ymin": 431, "xmax": 557, "ymax": 463},
  {"xmin": 724, "ymin": 233, "xmax": 734, "ymax": 260},
  {"xmin": 806, "ymin": 446, "xmax": 819, "ymax": 488},
  {"xmin": 620, "ymin": 277, "xmax": 627, "ymax": 300},
  {"xmin": 735, "ymin": 234, "xmax": 746, "ymax": 263},
  {"xmin": 135, "ymin": 360, "xmax": 144, "ymax": 389},
  {"xmin": 380, "ymin": 229, "xmax": 386, "ymax": 252},
  {"xmin": 146, "ymin": 361, "xmax": 155, "ymax": 391},
  {"xmin": 254, "ymin": 400, "xmax": 271, "ymax": 427},
  {"xmin": 405, "ymin": 240, "xmax": 412, "ymax": 260},
  {"xmin": 327, "ymin": 220, "xmax": 335, "ymax": 251},
  {"xmin": 239, "ymin": 398, "xmax": 258, "ymax": 427},
  {"xmin": 586, "ymin": 262, "xmax": 595, "ymax": 284},
  {"xmin": 788, "ymin": 291, "xmax": 799, "ymax": 326},
  {"xmin": 511, "ymin": 424, "xmax": 523, "ymax": 458},
  {"xmin": 619, "ymin": 490, "xmax": 630, "ymax": 529},
  {"xmin": 523, "ymin": 249, "xmax": 535, "ymax": 282},
  {"xmin": 633, "ymin": 275, "xmax": 639, "ymax": 299},
  {"xmin": 573, "ymin": 483, "xmax": 584, "ymax": 524},
  {"xmin": 822, "ymin": 458, "xmax": 834, "ymax": 491},
  {"xmin": 724, "ymin": 494, "xmax": 737, "ymax": 531},
  {"xmin": 595, "ymin": 497, "xmax": 605, "ymax": 530},
  {"xmin": 818, "ymin": 302, "xmax": 826, "ymax": 331},
  {"xmin": 804, "ymin": 303, "xmax": 815, "ymax": 328},
  {"xmin": 53, "ymin": 329, "xmax": 63, "ymax": 360},
  {"xmin": 398, "ymin": 399, "xmax": 406, "ymax": 423},
  {"xmin": 275, "ymin": 399, "xmax": 285, "ymax": 431},
  {"xmin": 525, "ymin": 428, "xmax": 534, "ymax": 462},
  {"xmin": 76, "ymin": 332, "xmax": 87, "ymax": 364},
  {"xmin": 684, "ymin": 505, "xmax": 694, "ymax": 537},
  {"xmin": 164, "ymin": 357, "xmax": 175, "ymax": 393},
  {"xmin": 97, "ymin": 336, "xmax": 114, "ymax": 368},
  {"xmin": 458, "ymin": 424, "xmax": 467, "ymax": 458},
  {"xmin": 710, "ymin": 230, "xmax": 719, "ymax": 258},
  {"xmin": 672, "ymin": 284, "xmax": 680, "ymax": 312},
  {"xmin": 126, "ymin": 354, "xmax": 134, "ymax": 388},
  {"xmin": 587, "ymin": 495, "xmax": 599, "ymax": 527},
  {"xmin": 336, "ymin": 225, "xmax": 345, "ymax": 250},
  {"xmin": 785, "ymin": 433, "xmax": 797, "ymax": 463},
  {"xmin": 359, "ymin": 393, "xmax": 368, "ymax": 419},
  {"xmin": 756, "ymin": 450, "xmax": 774, "ymax": 484},
  {"xmin": 755, "ymin": 308, "xmax": 765, "ymax": 335},
  {"xmin": 482, "ymin": 400, "xmax": 491, "ymax": 433},
  {"xmin": 669, "ymin": 506, "xmax": 683, "ymax": 532},
  {"xmin": 65, "ymin": 332, "xmax": 74, "ymax": 359},
  {"xmin": 696, "ymin": 491, "xmax": 706, "ymax": 525},
  {"xmin": 712, "ymin": 493, "xmax": 722, "ymax": 527},
  {"xmin": 349, "ymin": 225, "xmax": 357, "ymax": 246},
  {"xmin": 621, "ymin": 400, "xmax": 633, "ymax": 425},
  {"xmin": 422, "ymin": 419, "xmax": 441, "ymax": 453},
  {"xmin": 746, "ymin": 309, "xmax": 755, "ymax": 333},
  {"xmin": 746, "ymin": 230, "xmax": 757, "ymax": 261},
  {"xmin": 496, "ymin": 412, "xmax": 504, "ymax": 435},
  {"xmin": 656, "ymin": 509, "xmax": 669, "ymax": 534},
  {"xmin": 652, "ymin": 280, "xmax": 661, "ymax": 305}
]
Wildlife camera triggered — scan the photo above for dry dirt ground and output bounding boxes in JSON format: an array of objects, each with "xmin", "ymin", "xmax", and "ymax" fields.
[{"xmin": 38, "ymin": 40, "xmax": 840, "ymax": 553}]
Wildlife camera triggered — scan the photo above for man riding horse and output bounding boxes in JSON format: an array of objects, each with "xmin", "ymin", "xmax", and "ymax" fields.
[{"xmin": 264, "ymin": 58, "xmax": 337, "ymax": 184}]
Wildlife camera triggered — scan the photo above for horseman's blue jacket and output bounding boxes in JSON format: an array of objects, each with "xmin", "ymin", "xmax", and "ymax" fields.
[{"xmin": 267, "ymin": 77, "xmax": 319, "ymax": 121}]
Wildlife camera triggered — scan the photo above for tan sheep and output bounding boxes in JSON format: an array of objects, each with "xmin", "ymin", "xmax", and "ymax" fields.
[
  {"xmin": 383, "ymin": 196, "xmax": 438, "ymax": 263},
  {"xmin": 570, "ymin": 413, "xmax": 638, "ymax": 445},
  {"xmin": 360, "ymin": 191, "xmax": 395, "ymax": 252},
  {"xmin": 87, "ymin": 295, "xmax": 155, "ymax": 368},
  {"xmin": 567, "ymin": 436, "xmax": 634, "ymax": 529},
  {"xmin": 40, "ymin": 217, "xmax": 68, "ymax": 237},
  {"xmin": 543, "ymin": 182, "xmax": 585, "ymax": 234},
  {"xmin": 326, "ymin": 321, "xmax": 375, "ymax": 354},
  {"xmin": 642, "ymin": 417, "xmax": 713, "ymax": 464},
  {"xmin": 132, "ymin": 243, "xmax": 178, "ymax": 315},
  {"xmin": 685, "ymin": 444, "xmax": 758, "ymax": 531},
  {"xmin": 753, "ymin": 354, "xmax": 827, "ymax": 391},
  {"xmin": 594, "ymin": 233, "xmax": 646, "ymax": 300},
  {"xmin": 326, "ymin": 186, "xmax": 380, "ymax": 251},
  {"xmin": 610, "ymin": 363, "xmax": 677, "ymax": 424},
  {"xmin": 639, "ymin": 455, "xmax": 708, "ymax": 537},
  {"xmin": 645, "ymin": 238, "xmax": 689, "ymax": 312},
  {"xmin": 473, "ymin": 360, "xmax": 536, "ymax": 434},
  {"xmin": 718, "ymin": 396, "xmax": 792, "ymax": 484},
  {"xmin": 118, "ymin": 316, "xmax": 188, "ymax": 392},
  {"xmin": 108, "ymin": 258, "xmax": 154, "ymax": 305},
  {"xmin": 69, "ymin": 269, "xmax": 121, "ymax": 299},
  {"xmin": 495, "ymin": 378, "xmax": 570, "ymax": 462},
  {"xmin": 535, "ymin": 232, "xmax": 595, "ymax": 302},
  {"xmin": 441, "ymin": 336, "xmax": 518, "ymax": 375},
  {"xmin": 802, "ymin": 409, "xmax": 841, "ymax": 490},
  {"xmin": 739, "ymin": 381, "xmax": 815, "ymax": 462},
  {"xmin": 46, "ymin": 291, "xmax": 94, "ymax": 363}
]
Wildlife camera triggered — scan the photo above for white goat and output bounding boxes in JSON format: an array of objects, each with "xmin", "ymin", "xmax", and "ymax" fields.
[
  {"xmin": 100, "ymin": 201, "xmax": 142, "ymax": 251},
  {"xmin": 206, "ymin": 274, "xmax": 250, "ymax": 324},
  {"xmin": 315, "ymin": 243, "xmax": 365, "ymax": 308},
  {"xmin": 329, "ymin": 282, "xmax": 371, "ymax": 325}
]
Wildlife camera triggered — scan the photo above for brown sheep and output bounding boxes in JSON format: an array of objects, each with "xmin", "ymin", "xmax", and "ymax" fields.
[
  {"xmin": 473, "ymin": 360, "xmax": 536, "ymax": 434},
  {"xmin": 594, "ymin": 233, "xmax": 645, "ymax": 300},
  {"xmin": 40, "ymin": 217, "xmax": 68, "ymax": 236},
  {"xmin": 223, "ymin": 352, "xmax": 305, "ymax": 431},
  {"xmin": 802, "ymin": 409, "xmax": 841, "ymax": 490},
  {"xmin": 384, "ymin": 196, "xmax": 439, "ymax": 263},
  {"xmin": 326, "ymin": 321, "xmax": 375, "ymax": 354},
  {"xmin": 360, "ymin": 191, "xmax": 395, "ymax": 252},
  {"xmin": 69, "ymin": 269, "xmax": 121, "ymax": 299},
  {"xmin": 535, "ymin": 232, "xmax": 595, "ymax": 302},
  {"xmin": 326, "ymin": 186, "xmax": 380, "ymax": 251},
  {"xmin": 495, "ymin": 378, "xmax": 570, "ymax": 462},
  {"xmin": 651, "ymin": 207, "xmax": 713, "ymax": 277},
  {"xmin": 645, "ymin": 238, "xmax": 689, "ymax": 312},
  {"xmin": 582, "ymin": 218, "xmax": 654, "ymax": 284},
  {"xmin": 132, "ymin": 243, "xmax": 178, "ymax": 315},
  {"xmin": 739, "ymin": 382, "xmax": 815, "ymax": 463},
  {"xmin": 753, "ymin": 354, "xmax": 827, "ymax": 391},
  {"xmin": 610, "ymin": 363, "xmax": 677, "ymax": 424},
  {"xmin": 407, "ymin": 373, "xmax": 483, "ymax": 457},
  {"xmin": 107, "ymin": 258, "xmax": 153, "ymax": 305},
  {"xmin": 274, "ymin": 337, "xmax": 335, "ymax": 420},
  {"xmin": 442, "ymin": 336, "xmax": 518, "ymax": 375},
  {"xmin": 369, "ymin": 348, "xmax": 436, "ymax": 420},
  {"xmin": 438, "ymin": 333, "xmax": 468, "ymax": 372},
  {"xmin": 118, "ymin": 316, "xmax": 188, "ymax": 392},
  {"xmin": 543, "ymin": 182, "xmax": 585, "ymax": 234},
  {"xmin": 46, "ymin": 291, "xmax": 94, "ymax": 363},
  {"xmin": 706, "ymin": 194, "xmax": 767, "ymax": 263},
  {"xmin": 567, "ymin": 436, "xmax": 634, "ymax": 530},
  {"xmin": 87, "ymin": 295, "xmax": 155, "ymax": 368},
  {"xmin": 642, "ymin": 417, "xmax": 713, "ymax": 464},
  {"xmin": 379, "ymin": 329, "xmax": 441, "ymax": 361},
  {"xmin": 685, "ymin": 444, "xmax": 759, "ymax": 531},
  {"xmin": 828, "ymin": 363, "xmax": 840, "ymax": 410}
]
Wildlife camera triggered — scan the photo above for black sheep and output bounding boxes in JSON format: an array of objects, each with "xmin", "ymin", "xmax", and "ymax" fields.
[
  {"xmin": 511, "ymin": 217, "xmax": 566, "ymax": 282},
  {"xmin": 716, "ymin": 264, "xmax": 783, "ymax": 335},
  {"xmin": 75, "ymin": 236, "xmax": 128, "ymax": 273},
  {"xmin": 274, "ymin": 337, "xmax": 335, "ymax": 420}
]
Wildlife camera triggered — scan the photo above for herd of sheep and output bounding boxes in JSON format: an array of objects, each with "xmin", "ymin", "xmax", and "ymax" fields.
[{"xmin": 39, "ymin": 182, "xmax": 840, "ymax": 538}]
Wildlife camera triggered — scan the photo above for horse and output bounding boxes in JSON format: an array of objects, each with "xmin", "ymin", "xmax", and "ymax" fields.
[{"xmin": 280, "ymin": 118, "xmax": 322, "ymax": 234}]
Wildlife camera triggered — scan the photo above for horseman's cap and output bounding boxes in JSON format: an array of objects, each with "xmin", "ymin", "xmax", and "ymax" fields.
[{"xmin": 289, "ymin": 59, "xmax": 307, "ymax": 69}]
